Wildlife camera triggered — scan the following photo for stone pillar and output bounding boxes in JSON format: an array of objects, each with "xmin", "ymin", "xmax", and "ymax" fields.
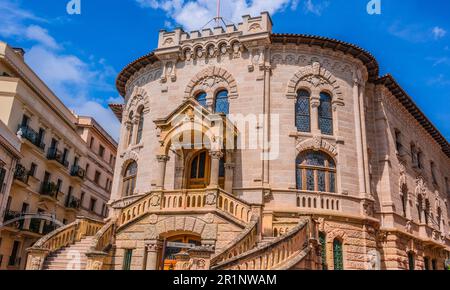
[
  {"xmin": 310, "ymin": 95, "xmax": 321, "ymax": 134},
  {"xmin": 262, "ymin": 60, "xmax": 271, "ymax": 187},
  {"xmin": 156, "ymin": 155, "xmax": 170, "ymax": 190},
  {"xmin": 352, "ymin": 75, "xmax": 367, "ymax": 196},
  {"xmin": 145, "ymin": 240, "xmax": 163, "ymax": 270},
  {"xmin": 85, "ymin": 252, "xmax": 107, "ymax": 270},
  {"xmin": 359, "ymin": 83, "xmax": 371, "ymax": 197},
  {"xmin": 209, "ymin": 151, "xmax": 223, "ymax": 188},
  {"xmin": 25, "ymin": 248, "xmax": 49, "ymax": 270}
]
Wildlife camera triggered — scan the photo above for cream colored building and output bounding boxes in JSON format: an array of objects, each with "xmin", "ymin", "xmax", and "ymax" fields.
[
  {"xmin": 0, "ymin": 42, "xmax": 117, "ymax": 270},
  {"xmin": 25, "ymin": 13, "xmax": 450, "ymax": 270}
]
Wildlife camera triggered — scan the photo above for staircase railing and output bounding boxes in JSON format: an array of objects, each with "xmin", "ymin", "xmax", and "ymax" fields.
[
  {"xmin": 117, "ymin": 188, "xmax": 253, "ymax": 229},
  {"xmin": 210, "ymin": 216, "xmax": 259, "ymax": 266},
  {"xmin": 89, "ymin": 218, "xmax": 116, "ymax": 252},
  {"xmin": 212, "ymin": 219, "xmax": 311, "ymax": 270},
  {"xmin": 26, "ymin": 217, "xmax": 105, "ymax": 270}
]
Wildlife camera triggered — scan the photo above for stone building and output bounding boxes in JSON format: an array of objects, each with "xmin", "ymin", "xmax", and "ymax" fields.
[
  {"xmin": 0, "ymin": 42, "xmax": 117, "ymax": 270},
  {"xmin": 26, "ymin": 13, "xmax": 450, "ymax": 270}
]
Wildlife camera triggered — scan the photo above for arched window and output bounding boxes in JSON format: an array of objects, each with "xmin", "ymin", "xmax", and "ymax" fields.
[
  {"xmin": 296, "ymin": 151, "xmax": 336, "ymax": 193},
  {"xmin": 417, "ymin": 194, "xmax": 423, "ymax": 223},
  {"xmin": 333, "ymin": 238, "xmax": 343, "ymax": 270},
  {"xmin": 424, "ymin": 199, "xmax": 430, "ymax": 225},
  {"xmin": 417, "ymin": 150, "xmax": 423, "ymax": 169},
  {"xmin": 214, "ymin": 90, "xmax": 229, "ymax": 114},
  {"xmin": 318, "ymin": 92, "xmax": 333, "ymax": 135},
  {"xmin": 437, "ymin": 207, "xmax": 442, "ymax": 230},
  {"xmin": 407, "ymin": 252, "xmax": 415, "ymax": 270},
  {"xmin": 196, "ymin": 92, "xmax": 207, "ymax": 108},
  {"xmin": 123, "ymin": 161, "xmax": 138, "ymax": 196},
  {"xmin": 295, "ymin": 90, "xmax": 311, "ymax": 132},
  {"xmin": 319, "ymin": 232, "xmax": 327, "ymax": 270},
  {"xmin": 136, "ymin": 107, "xmax": 144, "ymax": 144},
  {"xmin": 400, "ymin": 184, "xmax": 408, "ymax": 218},
  {"xmin": 411, "ymin": 144, "xmax": 417, "ymax": 166},
  {"xmin": 127, "ymin": 112, "xmax": 134, "ymax": 146}
]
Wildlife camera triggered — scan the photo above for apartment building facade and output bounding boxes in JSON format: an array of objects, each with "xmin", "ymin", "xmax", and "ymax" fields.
[{"xmin": 0, "ymin": 42, "xmax": 117, "ymax": 270}]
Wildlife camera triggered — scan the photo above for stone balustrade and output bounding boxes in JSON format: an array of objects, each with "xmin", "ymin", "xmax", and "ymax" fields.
[
  {"xmin": 117, "ymin": 189, "xmax": 253, "ymax": 229},
  {"xmin": 212, "ymin": 219, "xmax": 312, "ymax": 270},
  {"xmin": 210, "ymin": 217, "xmax": 259, "ymax": 265},
  {"xmin": 296, "ymin": 191, "xmax": 342, "ymax": 212},
  {"xmin": 26, "ymin": 217, "xmax": 106, "ymax": 270}
]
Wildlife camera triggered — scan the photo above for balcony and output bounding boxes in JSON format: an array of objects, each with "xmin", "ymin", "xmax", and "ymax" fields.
[
  {"xmin": 17, "ymin": 125, "xmax": 45, "ymax": 151},
  {"xmin": 65, "ymin": 196, "xmax": 81, "ymax": 212},
  {"xmin": 13, "ymin": 164, "xmax": 29, "ymax": 186},
  {"xmin": 47, "ymin": 148, "xmax": 69, "ymax": 168},
  {"xmin": 70, "ymin": 165, "xmax": 86, "ymax": 181},
  {"xmin": 40, "ymin": 181, "xmax": 59, "ymax": 201},
  {"xmin": 3, "ymin": 210, "xmax": 22, "ymax": 223}
]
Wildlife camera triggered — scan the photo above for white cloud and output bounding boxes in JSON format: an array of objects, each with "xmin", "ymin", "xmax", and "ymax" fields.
[
  {"xmin": 303, "ymin": 0, "xmax": 329, "ymax": 16},
  {"xmin": 136, "ymin": 0, "xmax": 302, "ymax": 31},
  {"xmin": 25, "ymin": 25, "xmax": 60, "ymax": 50},
  {"xmin": 0, "ymin": 0, "xmax": 120, "ymax": 140},
  {"xmin": 432, "ymin": 26, "xmax": 447, "ymax": 40}
]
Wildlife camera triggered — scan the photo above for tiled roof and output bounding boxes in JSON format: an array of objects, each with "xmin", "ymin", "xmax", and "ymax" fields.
[
  {"xmin": 108, "ymin": 103, "xmax": 124, "ymax": 122},
  {"xmin": 375, "ymin": 74, "xmax": 450, "ymax": 158}
]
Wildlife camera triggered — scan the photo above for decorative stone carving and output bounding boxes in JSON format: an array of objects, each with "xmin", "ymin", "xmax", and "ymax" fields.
[
  {"xmin": 296, "ymin": 137, "xmax": 338, "ymax": 156},
  {"xmin": 205, "ymin": 192, "xmax": 217, "ymax": 206},
  {"xmin": 149, "ymin": 194, "xmax": 162, "ymax": 207},
  {"xmin": 30, "ymin": 256, "xmax": 43, "ymax": 270},
  {"xmin": 126, "ymin": 66, "xmax": 162, "ymax": 95},
  {"xmin": 286, "ymin": 62, "xmax": 343, "ymax": 100},
  {"xmin": 148, "ymin": 214, "xmax": 158, "ymax": 224},
  {"xmin": 185, "ymin": 66, "xmax": 238, "ymax": 99}
]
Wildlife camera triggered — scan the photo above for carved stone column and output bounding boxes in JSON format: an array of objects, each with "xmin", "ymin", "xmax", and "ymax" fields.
[
  {"xmin": 209, "ymin": 151, "xmax": 223, "ymax": 188},
  {"xmin": 310, "ymin": 95, "xmax": 321, "ymax": 134},
  {"xmin": 156, "ymin": 155, "xmax": 170, "ymax": 190},
  {"xmin": 145, "ymin": 240, "xmax": 163, "ymax": 270},
  {"xmin": 352, "ymin": 75, "xmax": 367, "ymax": 196}
]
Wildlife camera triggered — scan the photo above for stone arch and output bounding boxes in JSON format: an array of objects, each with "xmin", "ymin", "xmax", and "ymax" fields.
[
  {"xmin": 286, "ymin": 62, "xmax": 343, "ymax": 100},
  {"xmin": 120, "ymin": 154, "xmax": 139, "ymax": 176},
  {"xmin": 184, "ymin": 66, "xmax": 238, "ymax": 100},
  {"xmin": 296, "ymin": 136, "xmax": 338, "ymax": 157},
  {"xmin": 147, "ymin": 216, "xmax": 217, "ymax": 241},
  {"xmin": 125, "ymin": 87, "xmax": 150, "ymax": 117}
]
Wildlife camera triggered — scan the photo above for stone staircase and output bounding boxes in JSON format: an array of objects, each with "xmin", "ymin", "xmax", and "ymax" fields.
[{"xmin": 42, "ymin": 237, "xmax": 94, "ymax": 270}]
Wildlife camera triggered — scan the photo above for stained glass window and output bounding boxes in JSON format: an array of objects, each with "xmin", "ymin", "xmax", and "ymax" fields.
[
  {"xmin": 318, "ymin": 92, "xmax": 333, "ymax": 135},
  {"xmin": 196, "ymin": 92, "xmax": 207, "ymax": 108},
  {"xmin": 319, "ymin": 232, "xmax": 327, "ymax": 270},
  {"xmin": 333, "ymin": 239, "xmax": 343, "ymax": 270},
  {"xmin": 307, "ymin": 169, "xmax": 315, "ymax": 191},
  {"xmin": 296, "ymin": 90, "xmax": 311, "ymax": 132},
  {"xmin": 296, "ymin": 151, "xmax": 336, "ymax": 193},
  {"xmin": 215, "ymin": 90, "xmax": 229, "ymax": 114},
  {"xmin": 136, "ymin": 107, "xmax": 144, "ymax": 144}
]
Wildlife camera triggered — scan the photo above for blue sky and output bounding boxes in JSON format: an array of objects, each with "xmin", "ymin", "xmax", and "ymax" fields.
[{"xmin": 0, "ymin": 0, "xmax": 449, "ymax": 141}]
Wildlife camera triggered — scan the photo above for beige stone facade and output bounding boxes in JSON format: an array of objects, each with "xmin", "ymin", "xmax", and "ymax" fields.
[
  {"xmin": 23, "ymin": 12, "xmax": 450, "ymax": 271},
  {"xmin": 0, "ymin": 42, "xmax": 117, "ymax": 270}
]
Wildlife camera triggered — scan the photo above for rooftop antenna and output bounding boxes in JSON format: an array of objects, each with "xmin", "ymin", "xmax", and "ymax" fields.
[{"xmin": 202, "ymin": 0, "xmax": 228, "ymax": 29}]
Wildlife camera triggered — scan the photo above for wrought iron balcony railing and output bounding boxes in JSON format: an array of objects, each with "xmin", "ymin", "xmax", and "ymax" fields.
[
  {"xmin": 47, "ymin": 148, "xmax": 69, "ymax": 168},
  {"xmin": 14, "ymin": 164, "xmax": 30, "ymax": 184},
  {"xmin": 65, "ymin": 196, "xmax": 81, "ymax": 210},
  {"xmin": 70, "ymin": 165, "xmax": 86, "ymax": 180},
  {"xmin": 17, "ymin": 125, "xmax": 46, "ymax": 151},
  {"xmin": 40, "ymin": 181, "xmax": 59, "ymax": 199},
  {"xmin": 3, "ymin": 210, "xmax": 22, "ymax": 223},
  {"xmin": 42, "ymin": 222, "xmax": 57, "ymax": 235}
]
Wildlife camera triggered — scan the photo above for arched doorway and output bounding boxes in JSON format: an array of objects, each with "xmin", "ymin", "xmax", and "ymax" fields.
[
  {"xmin": 186, "ymin": 150, "xmax": 225, "ymax": 189},
  {"xmin": 162, "ymin": 234, "xmax": 202, "ymax": 270}
]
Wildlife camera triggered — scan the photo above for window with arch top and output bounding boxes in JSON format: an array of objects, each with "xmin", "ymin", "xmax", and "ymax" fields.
[
  {"xmin": 127, "ymin": 111, "xmax": 134, "ymax": 146},
  {"xmin": 296, "ymin": 89, "xmax": 311, "ymax": 132},
  {"xmin": 296, "ymin": 150, "xmax": 336, "ymax": 193},
  {"xmin": 196, "ymin": 92, "xmax": 207, "ymax": 108},
  {"xmin": 214, "ymin": 90, "xmax": 229, "ymax": 114},
  {"xmin": 318, "ymin": 92, "xmax": 333, "ymax": 135},
  {"xmin": 333, "ymin": 238, "xmax": 344, "ymax": 270},
  {"xmin": 136, "ymin": 106, "xmax": 144, "ymax": 144},
  {"xmin": 123, "ymin": 161, "xmax": 137, "ymax": 197}
]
